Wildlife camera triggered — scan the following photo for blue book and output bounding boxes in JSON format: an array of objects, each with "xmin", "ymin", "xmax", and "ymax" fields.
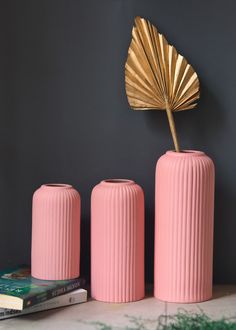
[{"xmin": 0, "ymin": 266, "xmax": 84, "ymax": 310}]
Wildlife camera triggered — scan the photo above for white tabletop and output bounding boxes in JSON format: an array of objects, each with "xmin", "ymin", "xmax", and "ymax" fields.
[{"xmin": 0, "ymin": 286, "xmax": 236, "ymax": 330}]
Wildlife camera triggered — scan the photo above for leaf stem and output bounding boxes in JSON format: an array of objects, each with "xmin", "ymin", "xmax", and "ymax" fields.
[{"xmin": 165, "ymin": 104, "xmax": 180, "ymax": 152}]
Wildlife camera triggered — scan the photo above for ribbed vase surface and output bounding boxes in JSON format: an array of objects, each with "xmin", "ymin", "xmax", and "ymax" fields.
[
  {"xmin": 91, "ymin": 179, "xmax": 145, "ymax": 302},
  {"xmin": 155, "ymin": 151, "xmax": 215, "ymax": 303},
  {"xmin": 31, "ymin": 184, "xmax": 81, "ymax": 280}
]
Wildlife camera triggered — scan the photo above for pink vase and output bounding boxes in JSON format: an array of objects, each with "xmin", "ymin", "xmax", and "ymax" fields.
[
  {"xmin": 31, "ymin": 184, "xmax": 81, "ymax": 280},
  {"xmin": 155, "ymin": 151, "xmax": 215, "ymax": 303},
  {"xmin": 91, "ymin": 179, "xmax": 145, "ymax": 302}
]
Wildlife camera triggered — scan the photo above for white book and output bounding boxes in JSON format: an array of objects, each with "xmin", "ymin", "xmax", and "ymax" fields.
[{"xmin": 0, "ymin": 288, "xmax": 87, "ymax": 320}]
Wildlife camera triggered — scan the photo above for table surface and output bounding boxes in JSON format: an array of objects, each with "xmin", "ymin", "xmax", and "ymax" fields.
[{"xmin": 0, "ymin": 285, "xmax": 236, "ymax": 330}]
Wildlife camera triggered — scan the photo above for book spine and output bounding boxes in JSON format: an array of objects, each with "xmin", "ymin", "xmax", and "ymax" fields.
[
  {"xmin": 0, "ymin": 289, "xmax": 87, "ymax": 320},
  {"xmin": 23, "ymin": 278, "xmax": 85, "ymax": 309}
]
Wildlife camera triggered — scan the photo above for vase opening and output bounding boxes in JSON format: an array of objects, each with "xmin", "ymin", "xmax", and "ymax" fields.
[
  {"xmin": 166, "ymin": 150, "xmax": 205, "ymax": 157},
  {"xmin": 101, "ymin": 179, "xmax": 134, "ymax": 186},
  {"xmin": 42, "ymin": 184, "xmax": 72, "ymax": 188}
]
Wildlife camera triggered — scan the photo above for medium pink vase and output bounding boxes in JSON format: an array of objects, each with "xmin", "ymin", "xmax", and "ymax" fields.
[
  {"xmin": 91, "ymin": 179, "xmax": 145, "ymax": 302},
  {"xmin": 155, "ymin": 150, "xmax": 215, "ymax": 303},
  {"xmin": 31, "ymin": 184, "xmax": 81, "ymax": 280}
]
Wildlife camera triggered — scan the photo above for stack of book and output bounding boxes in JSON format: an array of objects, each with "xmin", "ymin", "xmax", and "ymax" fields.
[{"xmin": 0, "ymin": 266, "xmax": 87, "ymax": 320}]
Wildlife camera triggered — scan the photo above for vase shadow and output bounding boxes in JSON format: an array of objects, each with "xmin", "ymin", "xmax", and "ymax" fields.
[{"xmin": 212, "ymin": 285, "xmax": 236, "ymax": 300}]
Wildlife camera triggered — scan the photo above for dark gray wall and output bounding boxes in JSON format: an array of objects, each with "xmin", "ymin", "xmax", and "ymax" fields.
[{"xmin": 0, "ymin": 0, "xmax": 235, "ymax": 283}]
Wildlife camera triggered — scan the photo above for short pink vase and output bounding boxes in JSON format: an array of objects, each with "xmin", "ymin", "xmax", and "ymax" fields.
[
  {"xmin": 155, "ymin": 150, "xmax": 215, "ymax": 303},
  {"xmin": 31, "ymin": 184, "xmax": 81, "ymax": 280},
  {"xmin": 91, "ymin": 179, "xmax": 145, "ymax": 302}
]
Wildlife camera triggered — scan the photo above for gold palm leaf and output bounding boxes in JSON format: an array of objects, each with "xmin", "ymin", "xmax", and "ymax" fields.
[{"xmin": 125, "ymin": 16, "xmax": 200, "ymax": 152}]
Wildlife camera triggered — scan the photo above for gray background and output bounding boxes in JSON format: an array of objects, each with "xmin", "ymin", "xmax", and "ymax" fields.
[{"xmin": 0, "ymin": 0, "xmax": 235, "ymax": 284}]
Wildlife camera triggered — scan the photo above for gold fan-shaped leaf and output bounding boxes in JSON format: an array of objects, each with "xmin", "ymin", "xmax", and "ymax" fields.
[
  {"xmin": 125, "ymin": 16, "xmax": 200, "ymax": 152},
  {"xmin": 125, "ymin": 16, "xmax": 200, "ymax": 112}
]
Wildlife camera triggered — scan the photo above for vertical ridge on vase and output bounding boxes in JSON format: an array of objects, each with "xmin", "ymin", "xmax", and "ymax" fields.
[
  {"xmin": 32, "ymin": 184, "xmax": 81, "ymax": 280},
  {"xmin": 91, "ymin": 180, "xmax": 144, "ymax": 303},
  {"xmin": 155, "ymin": 151, "xmax": 214, "ymax": 303}
]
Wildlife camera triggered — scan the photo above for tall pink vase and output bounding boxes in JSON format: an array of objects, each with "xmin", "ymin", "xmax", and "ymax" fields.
[
  {"xmin": 91, "ymin": 179, "xmax": 145, "ymax": 302},
  {"xmin": 155, "ymin": 151, "xmax": 215, "ymax": 303},
  {"xmin": 31, "ymin": 184, "xmax": 81, "ymax": 280}
]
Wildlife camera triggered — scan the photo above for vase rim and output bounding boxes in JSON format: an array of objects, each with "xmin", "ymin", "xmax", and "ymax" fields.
[
  {"xmin": 166, "ymin": 150, "xmax": 205, "ymax": 157},
  {"xmin": 101, "ymin": 179, "xmax": 135, "ymax": 186},
  {"xmin": 41, "ymin": 183, "xmax": 73, "ymax": 189}
]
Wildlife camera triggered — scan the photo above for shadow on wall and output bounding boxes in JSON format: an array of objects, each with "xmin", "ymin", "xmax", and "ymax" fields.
[
  {"xmin": 192, "ymin": 83, "xmax": 236, "ymax": 283},
  {"xmin": 80, "ymin": 217, "xmax": 90, "ymax": 283},
  {"xmin": 145, "ymin": 206, "xmax": 154, "ymax": 284}
]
